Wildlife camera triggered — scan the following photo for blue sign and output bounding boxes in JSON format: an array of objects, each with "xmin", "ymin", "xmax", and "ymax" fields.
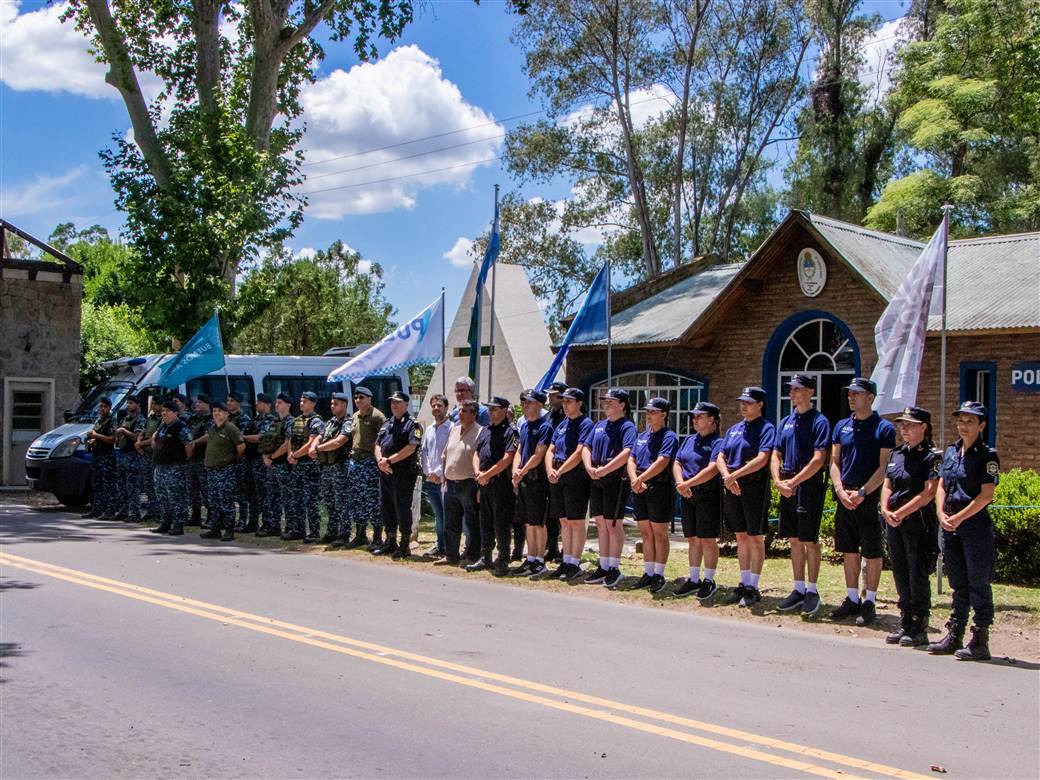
[{"xmin": 1011, "ymin": 362, "xmax": 1040, "ymax": 392}]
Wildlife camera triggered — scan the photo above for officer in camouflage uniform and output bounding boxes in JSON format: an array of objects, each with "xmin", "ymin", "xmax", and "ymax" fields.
[
  {"xmin": 201, "ymin": 401, "xmax": 246, "ymax": 542},
  {"xmin": 265, "ymin": 393, "xmax": 295, "ymax": 537},
  {"xmin": 173, "ymin": 393, "xmax": 192, "ymax": 424},
  {"xmin": 345, "ymin": 386, "xmax": 387, "ymax": 551},
  {"xmin": 226, "ymin": 391, "xmax": 253, "ymax": 530},
  {"xmin": 243, "ymin": 393, "xmax": 278, "ymax": 534},
  {"xmin": 137, "ymin": 396, "xmax": 163, "ymax": 520},
  {"xmin": 83, "ymin": 397, "xmax": 118, "ymax": 519},
  {"xmin": 285, "ymin": 390, "xmax": 324, "ymax": 542},
  {"xmin": 113, "ymin": 395, "xmax": 146, "ymax": 521},
  {"xmin": 149, "ymin": 400, "xmax": 194, "ymax": 535},
  {"xmin": 187, "ymin": 394, "xmax": 213, "ymax": 526},
  {"xmin": 314, "ymin": 391, "xmax": 354, "ymax": 545},
  {"xmin": 374, "ymin": 391, "xmax": 423, "ymax": 559}
]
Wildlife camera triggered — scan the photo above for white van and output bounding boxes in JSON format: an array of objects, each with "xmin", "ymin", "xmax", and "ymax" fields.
[{"xmin": 24, "ymin": 349, "xmax": 410, "ymax": 506}]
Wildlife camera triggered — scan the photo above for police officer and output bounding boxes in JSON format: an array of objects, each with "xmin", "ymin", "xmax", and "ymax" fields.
[
  {"xmin": 829, "ymin": 378, "xmax": 896, "ymax": 626},
  {"xmin": 173, "ymin": 393, "xmax": 192, "ymax": 425},
  {"xmin": 583, "ymin": 389, "xmax": 636, "ymax": 587},
  {"xmin": 148, "ymin": 399, "xmax": 194, "ymax": 535},
  {"xmin": 286, "ymin": 390, "xmax": 324, "ymax": 542},
  {"xmin": 187, "ymin": 394, "xmax": 213, "ymax": 526},
  {"xmin": 716, "ymin": 386, "xmax": 776, "ymax": 607},
  {"xmin": 374, "ymin": 391, "xmax": 422, "ymax": 559},
  {"xmin": 240, "ymin": 393, "xmax": 273, "ymax": 532},
  {"xmin": 201, "ymin": 401, "xmax": 245, "ymax": 541},
  {"xmin": 543, "ymin": 381, "xmax": 568, "ymax": 561},
  {"xmin": 771, "ymin": 374, "xmax": 831, "ymax": 617},
  {"xmin": 137, "ymin": 395, "xmax": 163, "ymax": 521},
  {"xmin": 673, "ymin": 402, "xmax": 723, "ymax": 600},
  {"xmin": 262, "ymin": 392, "xmax": 295, "ymax": 538},
  {"xmin": 83, "ymin": 396, "xmax": 117, "ymax": 519},
  {"xmin": 226, "ymin": 391, "xmax": 252, "ymax": 530},
  {"xmin": 627, "ymin": 397, "xmax": 679, "ymax": 593},
  {"xmin": 511, "ymin": 389, "xmax": 553, "ymax": 578},
  {"xmin": 881, "ymin": 406, "xmax": 940, "ymax": 646},
  {"xmin": 345, "ymin": 386, "xmax": 387, "ymax": 551},
  {"xmin": 928, "ymin": 401, "xmax": 1000, "ymax": 661},
  {"xmin": 314, "ymin": 391, "xmax": 354, "ymax": 545},
  {"xmin": 113, "ymin": 394, "xmax": 146, "ymax": 521},
  {"xmin": 471, "ymin": 396, "xmax": 519, "ymax": 576}
]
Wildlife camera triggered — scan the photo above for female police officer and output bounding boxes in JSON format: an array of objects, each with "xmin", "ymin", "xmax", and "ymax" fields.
[
  {"xmin": 880, "ymin": 406, "xmax": 940, "ymax": 646},
  {"xmin": 673, "ymin": 402, "xmax": 723, "ymax": 600},
  {"xmin": 928, "ymin": 400, "xmax": 1000, "ymax": 661}
]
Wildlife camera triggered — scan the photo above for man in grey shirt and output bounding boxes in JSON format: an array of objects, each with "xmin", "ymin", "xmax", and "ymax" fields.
[
  {"xmin": 420, "ymin": 393, "xmax": 452, "ymax": 557},
  {"xmin": 436, "ymin": 401, "xmax": 483, "ymax": 566}
]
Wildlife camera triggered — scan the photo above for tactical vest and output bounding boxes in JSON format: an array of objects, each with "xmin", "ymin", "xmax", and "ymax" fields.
[
  {"xmin": 114, "ymin": 414, "xmax": 140, "ymax": 452},
  {"xmin": 152, "ymin": 421, "xmax": 188, "ymax": 466},
  {"xmin": 256, "ymin": 415, "xmax": 282, "ymax": 456},
  {"xmin": 291, "ymin": 413, "xmax": 316, "ymax": 449},
  {"xmin": 88, "ymin": 415, "xmax": 115, "ymax": 454},
  {"xmin": 317, "ymin": 417, "xmax": 352, "ymax": 465}
]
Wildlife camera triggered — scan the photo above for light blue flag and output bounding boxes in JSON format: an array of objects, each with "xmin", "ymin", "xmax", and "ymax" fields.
[
  {"xmin": 157, "ymin": 313, "xmax": 226, "ymax": 389},
  {"xmin": 328, "ymin": 296, "xmax": 444, "ymax": 383},
  {"xmin": 536, "ymin": 262, "xmax": 610, "ymax": 392}
]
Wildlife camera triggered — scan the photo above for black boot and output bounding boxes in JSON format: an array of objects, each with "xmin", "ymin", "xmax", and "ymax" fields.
[
  {"xmin": 886, "ymin": 611, "xmax": 912, "ymax": 644},
  {"xmin": 391, "ymin": 540, "xmax": 411, "ymax": 560},
  {"xmin": 221, "ymin": 525, "xmax": 235, "ymax": 542},
  {"xmin": 927, "ymin": 619, "xmax": 965, "ymax": 654},
  {"xmin": 150, "ymin": 522, "xmax": 172, "ymax": 535},
  {"xmin": 200, "ymin": 528, "xmax": 222, "ymax": 539},
  {"xmin": 900, "ymin": 613, "xmax": 930, "ymax": 647},
  {"xmin": 367, "ymin": 526, "xmax": 384, "ymax": 553},
  {"xmin": 345, "ymin": 527, "xmax": 369, "ymax": 549},
  {"xmin": 955, "ymin": 625, "xmax": 991, "ymax": 661},
  {"xmin": 373, "ymin": 530, "xmax": 397, "ymax": 556}
]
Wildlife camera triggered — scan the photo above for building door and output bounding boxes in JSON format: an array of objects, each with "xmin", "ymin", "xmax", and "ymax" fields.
[
  {"xmin": 3, "ymin": 378, "xmax": 54, "ymax": 486},
  {"xmin": 775, "ymin": 318, "xmax": 857, "ymax": 428}
]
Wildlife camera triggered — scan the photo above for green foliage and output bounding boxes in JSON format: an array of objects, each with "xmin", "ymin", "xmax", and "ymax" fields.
[
  {"xmin": 991, "ymin": 469, "xmax": 1040, "ymax": 583},
  {"xmin": 79, "ymin": 301, "xmax": 158, "ymax": 393},
  {"xmin": 234, "ymin": 241, "xmax": 396, "ymax": 355}
]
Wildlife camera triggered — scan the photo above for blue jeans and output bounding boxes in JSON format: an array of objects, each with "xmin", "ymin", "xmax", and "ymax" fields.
[{"xmin": 423, "ymin": 480, "xmax": 446, "ymax": 551}]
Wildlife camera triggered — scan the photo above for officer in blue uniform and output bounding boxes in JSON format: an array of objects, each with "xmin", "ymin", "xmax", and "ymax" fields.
[
  {"xmin": 928, "ymin": 401, "xmax": 1000, "ymax": 661},
  {"xmin": 544, "ymin": 381, "xmax": 568, "ymax": 562},
  {"xmin": 673, "ymin": 402, "xmax": 723, "ymax": 600},
  {"xmin": 241, "ymin": 393, "xmax": 275, "ymax": 532},
  {"xmin": 285, "ymin": 390, "xmax": 323, "ymax": 541},
  {"xmin": 186, "ymin": 394, "xmax": 213, "ymax": 526},
  {"xmin": 511, "ymin": 389, "xmax": 552, "ymax": 578},
  {"xmin": 880, "ymin": 405, "xmax": 940, "ymax": 646},
  {"xmin": 83, "ymin": 397, "xmax": 117, "ymax": 519},
  {"xmin": 716, "ymin": 386, "xmax": 776, "ymax": 607},
  {"xmin": 472, "ymin": 396, "xmax": 519, "ymax": 576},
  {"xmin": 374, "ymin": 391, "xmax": 422, "ymax": 559},
  {"xmin": 148, "ymin": 400, "xmax": 194, "ymax": 535},
  {"xmin": 262, "ymin": 393, "xmax": 294, "ymax": 537},
  {"xmin": 113, "ymin": 394, "xmax": 146, "ymax": 521},
  {"xmin": 771, "ymin": 374, "xmax": 831, "ymax": 618},
  {"xmin": 829, "ymin": 378, "xmax": 896, "ymax": 626},
  {"xmin": 314, "ymin": 391, "xmax": 354, "ymax": 545}
]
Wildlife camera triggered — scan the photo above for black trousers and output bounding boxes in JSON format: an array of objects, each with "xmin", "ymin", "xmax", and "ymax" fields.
[
  {"xmin": 444, "ymin": 478, "xmax": 478, "ymax": 563},
  {"xmin": 380, "ymin": 467, "xmax": 417, "ymax": 541},
  {"xmin": 479, "ymin": 475, "xmax": 515, "ymax": 561},
  {"xmin": 942, "ymin": 514, "xmax": 996, "ymax": 628},
  {"xmin": 886, "ymin": 510, "xmax": 938, "ymax": 615}
]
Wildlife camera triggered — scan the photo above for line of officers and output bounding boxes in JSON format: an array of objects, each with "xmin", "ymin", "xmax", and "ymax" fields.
[{"xmin": 82, "ymin": 371, "xmax": 1002, "ymax": 662}]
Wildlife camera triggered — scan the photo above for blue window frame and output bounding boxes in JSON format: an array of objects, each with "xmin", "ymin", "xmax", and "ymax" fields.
[{"xmin": 959, "ymin": 362, "xmax": 997, "ymax": 446}]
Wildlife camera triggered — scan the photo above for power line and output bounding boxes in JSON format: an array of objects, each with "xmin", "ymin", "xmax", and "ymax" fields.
[
  {"xmin": 298, "ymin": 155, "xmax": 507, "ymax": 196},
  {"xmin": 304, "ymin": 133, "xmax": 507, "ymax": 182}
]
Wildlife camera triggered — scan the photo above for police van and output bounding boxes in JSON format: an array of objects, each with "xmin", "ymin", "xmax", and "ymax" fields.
[{"xmin": 24, "ymin": 349, "xmax": 409, "ymax": 507}]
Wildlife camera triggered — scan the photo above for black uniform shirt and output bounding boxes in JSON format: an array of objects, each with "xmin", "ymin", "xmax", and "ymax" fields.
[
  {"xmin": 886, "ymin": 442, "xmax": 940, "ymax": 511},
  {"xmin": 475, "ymin": 420, "xmax": 519, "ymax": 471},
  {"xmin": 940, "ymin": 438, "xmax": 1000, "ymax": 519},
  {"xmin": 91, "ymin": 413, "xmax": 116, "ymax": 454},
  {"xmin": 377, "ymin": 414, "xmax": 422, "ymax": 465}
]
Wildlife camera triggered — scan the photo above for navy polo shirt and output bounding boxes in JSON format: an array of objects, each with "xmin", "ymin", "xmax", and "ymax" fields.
[
  {"xmin": 551, "ymin": 415, "xmax": 594, "ymax": 461},
  {"xmin": 940, "ymin": 438, "xmax": 1000, "ymax": 519},
  {"xmin": 376, "ymin": 414, "xmax": 422, "ymax": 459},
  {"xmin": 832, "ymin": 412, "xmax": 896, "ymax": 487},
  {"xmin": 886, "ymin": 443, "xmax": 941, "ymax": 510},
  {"xmin": 475, "ymin": 420, "xmax": 519, "ymax": 471},
  {"xmin": 775, "ymin": 407, "xmax": 831, "ymax": 473},
  {"xmin": 720, "ymin": 416, "xmax": 777, "ymax": 470},
  {"xmin": 633, "ymin": 427, "xmax": 679, "ymax": 472},
  {"xmin": 517, "ymin": 414, "xmax": 553, "ymax": 463},
  {"xmin": 588, "ymin": 417, "xmax": 637, "ymax": 466},
  {"xmin": 676, "ymin": 433, "xmax": 721, "ymax": 480}
]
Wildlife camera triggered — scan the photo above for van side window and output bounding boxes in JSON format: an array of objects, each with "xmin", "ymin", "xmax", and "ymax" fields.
[
  {"xmin": 185, "ymin": 376, "xmax": 256, "ymax": 417},
  {"xmin": 351, "ymin": 376, "xmax": 402, "ymax": 418},
  {"xmin": 263, "ymin": 376, "xmax": 335, "ymax": 418}
]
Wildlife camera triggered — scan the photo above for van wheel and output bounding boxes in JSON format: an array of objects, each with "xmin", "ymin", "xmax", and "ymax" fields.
[{"xmin": 55, "ymin": 492, "xmax": 89, "ymax": 507}]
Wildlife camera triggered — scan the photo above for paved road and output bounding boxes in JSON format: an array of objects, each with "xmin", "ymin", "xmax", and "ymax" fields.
[{"xmin": 2, "ymin": 504, "xmax": 1038, "ymax": 779}]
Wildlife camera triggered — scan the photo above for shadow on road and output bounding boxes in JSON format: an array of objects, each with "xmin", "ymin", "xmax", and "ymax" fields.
[
  {"xmin": 0, "ymin": 578, "xmax": 40, "ymax": 592},
  {"xmin": 0, "ymin": 641, "xmax": 28, "ymax": 684}
]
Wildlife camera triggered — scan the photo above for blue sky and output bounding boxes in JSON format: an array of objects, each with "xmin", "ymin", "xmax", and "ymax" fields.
[{"xmin": 0, "ymin": 0, "xmax": 909, "ymax": 326}]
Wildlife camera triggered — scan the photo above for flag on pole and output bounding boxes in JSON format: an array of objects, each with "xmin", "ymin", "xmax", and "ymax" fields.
[
  {"xmin": 157, "ymin": 313, "xmax": 226, "ymax": 389},
  {"xmin": 536, "ymin": 262, "xmax": 610, "ymax": 392},
  {"xmin": 870, "ymin": 213, "xmax": 948, "ymax": 414},
  {"xmin": 467, "ymin": 203, "xmax": 500, "ymax": 379},
  {"xmin": 328, "ymin": 296, "xmax": 445, "ymax": 383}
]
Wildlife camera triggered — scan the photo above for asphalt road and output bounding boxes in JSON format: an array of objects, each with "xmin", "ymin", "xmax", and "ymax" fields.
[{"xmin": 2, "ymin": 503, "xmax": 1038, "ymax": 779}]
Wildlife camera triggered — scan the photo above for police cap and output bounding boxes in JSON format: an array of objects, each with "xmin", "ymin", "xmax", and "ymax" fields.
[
  {"xmin": 195, "ymin": 393, "xmax": 211, "ymax": 405},
  {"xmin": 953, "ymin": 400, "xmax": 987, "ymax": 418},
  {"xmin": 843, "ymin": 377, "xmax": 877, "ymax": 395},
  {"xmin": 330, "ymin": 392, "xmax": 349, "ymax": 402},
  {"xmin": 645, "ymin": 397, "xmax": 671, "ymax": 413},
  {"xmin": 736, "ymin": 386, "xmax": 766, "ymax": 404},
  {"xmin": 161, "ymin": 400, "xmax": 179, "ymax": 412},
  {"xmin": 353, "ymin": 386, "xmax": 373, "ymax": 398},
  {"xmin": 520, "ymin": 388, "xmax": 547, "ymax": 404},
  {"xmin": 561, "ymin": 388, "xmax": 585, "ymax": 402},
  {"xmin": 98, "ymin": 397, "xmax": 112, "ymax": 407},
  {"xmin": 226, "ymin": 391, "xmax": 243, "ymax": 402},
  {"xmin": 486, "ymin": 396, "xmax": 511, "ymax": 409},
  {"xmin": 790, "ymin": 373, "xmax": 817, "ymax": 390},
  {"xmin": 299, "ymin": 390, "xmax": 318, "ymax": 402},
  {"xmin": 604, "ymin": 388, "xmax": 630, "ymax": 403},
  {"xmin": 388, "ymin": 391, "xmax": 410, "ymax": 403},
  {"xmin": 276, "ymin": 392, "xmax": 294, "ymax": 405},
  {"xmin": 691, "ymin": 401, "xmax": 720, "ymax": 417},
  {"xmin": 547, "ymin": 381, "xmax": 568, "ymax": 395},
  {"xmin": 896, "ymin": 406, "xmax": 931, "ymax": 424},
  {"xmin": 211, "ymin": 400, "xmax": 228, "ymax": 412},
  {"xmin": 256, "ymin": 392, "xmax": 274, "ymax": 405},
  {"xmin": 126, "ymin": 394, "xmax": 141, "ymax": 405}
]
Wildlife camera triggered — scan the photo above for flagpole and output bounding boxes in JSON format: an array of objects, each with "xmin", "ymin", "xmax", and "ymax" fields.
[
  {"xmin": 937, "ymin": 205, "xmax": 952, "ymax": 595},
  {"xmin": 216, "ymin": 308, "xmax": 231, "ymax": 397},
  {"xmin": 606, "ymin": 261, "xmax": 612, "ymax": 387},
  {"xmin": 487, "ymin": 184, "xmax": 500, "ymax": 400},
  {"xmin": 440, "ymin": 287, "xmax": 446, "ymax": 397}
]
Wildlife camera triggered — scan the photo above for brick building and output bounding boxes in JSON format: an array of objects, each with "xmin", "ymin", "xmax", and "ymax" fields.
[
  {"xmin": 0, "ymin": 220, "xmax": 84, "ymax": 485},
  {"xmin": 564, "ymin": 211, "xmax": 1040, "ymax": 469}
]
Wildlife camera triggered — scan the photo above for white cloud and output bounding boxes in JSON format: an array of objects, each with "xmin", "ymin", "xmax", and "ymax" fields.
[
  {"xmin": 860, "ymin": 18, "xmax": 906, "ymax": 104},
  {"xmin": 563, "ymin": 83, "xmax": 673, "ymax": 137},
  {"xmin": 443, "ymin": 236, "xmax": 474, "ymax": 267},
  {"xmin": 357, "ymin": 258, "xmax": 373, "ymax": 274},
  {"xmin": 0, "ymin": 166, "xmax": 91, "ymax": 218},
  {"xmin": 298, "ymin": 45, "xmax": 503, "ymax": 219},
  {"xmin": 295, "ymin": 246, "xmax": 317, "ymax": 260}
]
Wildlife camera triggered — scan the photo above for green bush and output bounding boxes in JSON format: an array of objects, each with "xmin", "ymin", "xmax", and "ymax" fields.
[{"xmin": 991, "ymin": 468, "xmax": 1040, "ymax": 583}]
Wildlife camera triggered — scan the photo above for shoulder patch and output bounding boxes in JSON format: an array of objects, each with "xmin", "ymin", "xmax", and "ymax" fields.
[{"xmin": 986, "ymin": 461, "xmax": 999, "ymax": 476}]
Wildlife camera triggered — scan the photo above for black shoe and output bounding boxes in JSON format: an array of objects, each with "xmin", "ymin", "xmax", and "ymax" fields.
[
  {"xmin": 955, "ymin": 625, "xmax": 991, "ymax": 661},
  {"xmin": 739, "ymin": 586, "xmax": 762, "ymax": 607},
  {"xmin": 424, "ymin": 546, "xmax": 444, "ymax": 558},
  {"xmin": 367, "ymin": 528, "xmax": 385, "ymax": 553},
  {"xmin": 220, "ymin": 529, "xmax": 235, "ymax": 542},
  {"xmin": 563, "ymin": 563, "xmax": 586, "ymax": 582},
  {"xmin": 465, "ymin": 557, "xmax": 490, "ymax": 572},
  {"xmin": 200, "ymin": 529, "xmax": 221, "ymax": 539},
  {"xmin": 928, "ymin": 621, "xmax": 965, "ymax": 654},
  {"xmin": 887, "ymin": 612, "xmax": 912, "ymax": 644},
  {"xmin": 724, "ymin": 583, "xmax": 747, "ymax": 605},
  {"xmin": 280, "ymin": 532, "xmax": 305, "ymax": 541},
  {"xmin": 510, "ymin": 560, "xmax": 534, "ymax": 577},
  {"xmin": 604, "ymin": 568, "xmax": 623, "ymax": 589},
  {"xmin": 98, "ymin": 513, "xmax": 117, "ymax": 521},
  {"xmin": 319, "ymin": 533, "xmax": 338, "ymax": 544},
  {"xmin": 167, "ymin": 525, "xmax": 184, "ymax": 536},
  {"xmin": 528, "ymin": 560, "xmax": 548, "ymax": 578},
  {"xmin": 493, "ymin": 559, "xmax": 510, "ymax": 577},
  {"xmin": 81, "ymin": 508, "xmax": 98, "ymax": 518},
  {"xmin": 900, "ymin": 614, "xmax": 930, "ymax": 647},
  {"xmin": 801, "ymin": 591, "xmax": 822, "ymax": 617},
  {"xmin": 113, "ymin": 512, "xmax": 128, "ymax": 521},
  {"xmin": 778, "ymin": 589, "xmax": 806, "ymax": 612},
  {"xmin": 254, "ymin": 525, "xmax": 277, "ymax": 537},
  {"xmin": 545, "ymin": 548, "xmax": 562, "ymax": 563},
  {"xmin": 830, "ymin": 597, "xmax": 862, "ymax": 621},
  {"xmin": 150, "ymin": 523, "xmax": 171, "ymax": 534},
  {"xmin": 631, "ymin": 573, "xmax": 654, "ymax": 590},
  {"xmin": 510, "ymin": 550, "xmax": 524, "ymax": 562},
  {"xmin": 649, "ymin": 574, "xmax": 667, "ymax": 594},
  {"xmin": 583, "ymin": 567, "xmax": 608, "ymax": 584},
  {"xmin": 302, "ymin": 534, "xmax": 321, "ymax": 545},
  {"xmin": 697, "ymin": 579, "xmax": 718, "ymax": 601},
  {"xmin": 372, "ymin": 539, "xmax": 397, "ymax": 556},
  {"xmin": 536, "ymin": 563, "xmax": 566, "ymax": 581},
  {"xmin": 674, "ymin": 579, "xmax": 700, "ymax": 598},
  {"xmin": 345, "ymin": 530, "xmax": 369, "ymax": 549},
  {"xmin": 855, "ymin": 600, "xmax": 877, "ymax": 626}
]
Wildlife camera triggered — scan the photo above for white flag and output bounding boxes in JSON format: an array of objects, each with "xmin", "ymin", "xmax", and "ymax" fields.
[
  {"xmin": 870, "ymin": 213, "xmax": 947, "ymax": 414},
  {"xmin": 328, "ymin": 296, "xmax": 443, "ymax": 383}
]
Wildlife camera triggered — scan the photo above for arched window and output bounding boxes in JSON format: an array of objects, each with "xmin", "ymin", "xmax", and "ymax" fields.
[
  {"xmin": 776, "ymin": 318, "xmax": 857, "ymax": 423},
  {"xmin": 590, "ymin": 371, "xmax": 705, "ymax": 436}
]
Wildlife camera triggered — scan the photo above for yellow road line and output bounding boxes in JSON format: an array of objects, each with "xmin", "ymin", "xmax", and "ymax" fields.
[{"xmin": 1, "ymin": 551, "xmax": 927, "ymax": 779}]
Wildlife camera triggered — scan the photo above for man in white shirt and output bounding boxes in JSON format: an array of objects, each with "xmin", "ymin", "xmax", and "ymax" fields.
[{"xmin": 420, "ymin": 393, "xmax": 452, "ymax": 557}]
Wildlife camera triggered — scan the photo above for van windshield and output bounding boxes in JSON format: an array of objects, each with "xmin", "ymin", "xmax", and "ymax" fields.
[{"xmin": 72, "ymin": 382, "xmax": 134, "ymax": 422}]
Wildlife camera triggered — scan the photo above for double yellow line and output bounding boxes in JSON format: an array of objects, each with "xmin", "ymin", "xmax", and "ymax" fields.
[{"xmin": 1, "ymin": 551, "xmax": 926, "ymax": 779}]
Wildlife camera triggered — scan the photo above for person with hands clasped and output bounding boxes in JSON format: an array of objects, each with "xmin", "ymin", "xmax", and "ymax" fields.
[
  {"xmin": 511, "ymin": 389, "xmax": 553, "ymax": 578},
  {"xmin": 471, "ymin": 397, "xmax": 519, "ymax": 576},
  {"xmin": 673, "ymin": 402, "xmax": 723, "ymax": 600},
  {"xmin": 374, "ymin": 391, "xmax": 423, "ymax": 560}
]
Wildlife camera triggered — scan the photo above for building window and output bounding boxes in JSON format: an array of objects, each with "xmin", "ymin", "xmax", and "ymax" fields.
[
  {"xmin": 11, "ymin": 391, "xmax": 44, "ymax": 430},
  {"xmin": 776, "ymin": 317, "xmax": 856, "ymax": 427},
  {"xmin": 452, "ymin": 346, "xmax": 495, "ymax": 358},
  {"xmin": 590, "ymin": 371, "xmax": 705, "ymax": 437},
  {"xmin": 960, "ymin": 363, "xmax": 996, "ymax": 446}
]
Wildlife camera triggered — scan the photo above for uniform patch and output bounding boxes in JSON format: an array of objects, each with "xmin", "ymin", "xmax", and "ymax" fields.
[{"xmin": 986, "ymin": 461, "xmax": 999, "ymax": 476}]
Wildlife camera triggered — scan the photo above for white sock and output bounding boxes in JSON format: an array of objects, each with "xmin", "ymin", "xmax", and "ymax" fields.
[
  {"xmin": 865, "ymin": 590, "xmax": 877, "ymax": 603},
  {"xmin": 806, "ymin": 582, "xmax": 818, "ymax": 593},
  {"xmin": 794, "ymin": 580, "xmax": 806, "ymax": 594},
  {"xmin": 608, "ymin": 557, "xmax": 618, "ymax": 569},
  {"xmin": 749, "ymin": 573, "xmax": 760, "ymax": 588},
  {"xmin": 740, "ymin": 569, "xmax": 750, "ymax": 586},
  {"xmin": 704, "ymin": 568, "xmax": 716, "ymax": 582},
  {"xmin": 598, "ymin": 557, "xmax": 607, "ymax": 570},
  {"xmin": 644, "ymin": 562, "xmax": 654, "ymax": 575},
  {"xmin": 527, "ymin": 555, "xmax": 536, "ymax": 563},
  {"xmin": 563, "ymin": 555, "xmax": 574, "ymax": 565},
  {"xmin": 655, "ymin": 562, "xmax": 666, "ymax": 575},
  {"xmin": 536, "ymin": 556, "xmax": 544, "ymax": 563},
  {"xmin": 847, "ymin": 587, "xmax": 861, "ymax": 603},
  {"xmin": 689, "ymin": 566, "xmax": 701, "ymax": 582}
]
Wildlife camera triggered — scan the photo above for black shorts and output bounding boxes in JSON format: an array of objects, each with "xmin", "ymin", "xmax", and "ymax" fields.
[
  {"xmin": 723, "ymin": 475, "xmax": 770, "ymax": 536},
  {"xmin": 777, "ymin": 473, "xmax": 826, "ymax": 543},
  {"xmin": 589, "ymin": 472, "xmax": 629, "ymax": 520},
  {"xmin": 550, "ymin": 466, "xmax": 590, "ymax": 520},
  {"xmin": 680, "ymin": 487, "xmax": 722, "ymax": 538},
  {"xmin": 632, "ymin": 477, "xmax": 673, "ymax": 524},
  {"xmin": 834, "ymin": 489, "xmax": 883, "ymax": 557},
  {"xmin": 517, "ymin": 470, "xmax": 549, "ymax": 526}
]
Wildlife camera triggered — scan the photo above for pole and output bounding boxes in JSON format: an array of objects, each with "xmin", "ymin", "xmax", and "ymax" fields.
[
  {"xmin": 440, "ymin": 287, "xmax": 446, "ymax": 398},
  {"xmin": 486, "ymin": 184, "xmax": 500, "ymax": 400},
  {"xmin": 936, "ymin": 205, "xmax": 952, "ymax": 595},
  {"xmin": 216, "ymin": 308, "xmax": 231, "ymax": 397},
  {"xmin": 606, "ymin": 261, "xmax": 613, "ymax": 387}
]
